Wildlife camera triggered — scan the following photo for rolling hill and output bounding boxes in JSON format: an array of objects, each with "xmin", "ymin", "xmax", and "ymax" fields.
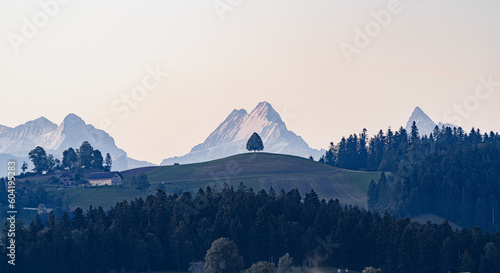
[
  {"xmin": 17, "ymin": 153, "xmax": 381, "ymax": 213},
  {"xmin": 131, "ymin": 152, "xmax": 382, "ymax": 208},
  {"xmin": 160, "ymin": 102, "xmax": 325, "ymax": 165}
]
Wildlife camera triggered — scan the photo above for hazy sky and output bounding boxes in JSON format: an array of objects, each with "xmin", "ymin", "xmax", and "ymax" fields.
[{"xmin": 1, "ymin": 0, "xmax": 500, "ymax": 164}]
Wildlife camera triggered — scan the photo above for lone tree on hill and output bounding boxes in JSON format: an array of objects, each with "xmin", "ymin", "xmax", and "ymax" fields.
[{"xmin": 246, "ymin": 132, "xmax": 264, "ymax": 152}]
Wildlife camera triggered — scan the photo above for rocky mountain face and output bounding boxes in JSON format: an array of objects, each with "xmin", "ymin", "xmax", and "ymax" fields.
[
  {"xmin": 0, "ymin": 114, "xmax": 153, "ymax": 176},
  {"xmin": 405, "ymin": 107, "xmax": 457, "ymax": 136},
  {"xmin": 161, "ymin": 102, "xmax": 324, "ymax": 165}
]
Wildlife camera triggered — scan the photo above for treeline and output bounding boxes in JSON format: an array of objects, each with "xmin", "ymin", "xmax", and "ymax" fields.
[
  {"xmin": 322, "ymin": 124, "xmax": 500, "ymax": 230},
  {"xmin": 1, "ymin": 185, "xmax": 499, "ymax": 273},
  {"xmin": 27, "ymin": 141, "xmax": 112, "ymax": 175}
]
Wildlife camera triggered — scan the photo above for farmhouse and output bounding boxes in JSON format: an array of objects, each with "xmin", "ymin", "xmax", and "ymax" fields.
[{"xmin": 87, "ymin": 172, "xmax": 123, "ymax": 186}]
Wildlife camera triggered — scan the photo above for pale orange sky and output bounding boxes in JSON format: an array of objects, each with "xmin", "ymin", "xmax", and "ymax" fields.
[{"xmin": 1, "ymin": 0, "xmax": 500, "ymax": 164}]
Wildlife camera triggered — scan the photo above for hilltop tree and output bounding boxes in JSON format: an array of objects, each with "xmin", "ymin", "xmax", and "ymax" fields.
[
  {"xmin": 29, "ymin": 146, "xmax": 49, "ymax": 174},
  {"xmin": 104, "ymin": 153, "xmax": 112, "ymax": 172},
  {"xmin": 62, "ymin": 147, "xmax": 78, "ymax": 171},
  {"xmin": 91, "ymin": 150, "xmax": 104, "ymax": 171},
  {"xmin": 46, "ymin": 154, "xmax": 57, "ymax": 173},
  {"xmin": 77, "ymin": 141, "xmax": 94, "ymax": 169},
  {"xmin": 246, "ymin": 132, "xmax": 264, "ymax": 152},
  {"xmin": 204, "ymin": 238, "xmax": 244, "ymax": 273}
]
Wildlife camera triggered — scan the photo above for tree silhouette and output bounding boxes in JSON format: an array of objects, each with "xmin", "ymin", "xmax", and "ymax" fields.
[
  {"xmin": 77, "ymin": 141, "xmax": 94, "ymax": 169},
  {"xmin": 29, "ymin": 146, "xmax": 48, "ymax": 174},
  {"xmin": 204, "ymin": 238, "xmax": 244, "ymax": 273},
  {"xmin": 246, "ymin": 132, "xmax": 264, "ymax": 152},
  {"xmin": 63, "ymin": 148, "xmax": 78, "ymax": 171},
  {"xmin": 104, "ymin": 153, "xmax": 112, "ymax": 172}
]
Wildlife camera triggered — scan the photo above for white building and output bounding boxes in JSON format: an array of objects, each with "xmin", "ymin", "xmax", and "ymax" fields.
[{"xmin": 87, "ymin": 172, "xmax": 123, "ymax": 186}]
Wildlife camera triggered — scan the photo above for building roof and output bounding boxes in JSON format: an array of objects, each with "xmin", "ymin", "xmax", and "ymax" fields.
[
  {"xmin": 87, "ymin": 171, "xmax": 123, "ymax": 180},
  {"xmin": 58, "ymin": 173, "xmax": 74, "ymax": 179}
]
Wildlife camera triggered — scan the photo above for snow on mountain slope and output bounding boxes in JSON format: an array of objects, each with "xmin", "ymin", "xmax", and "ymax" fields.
[
  {"xmin": 405, "ymin": 107, "xmax": 458, "ymax": 136},
  {"xmin": 161, "ymin": 102, "xmax": 324, "ymax": 166},
  {"xmin": 191, "ymin": 109, "xmax": 248, "ymax": 151},
  {"xmin": 0, "ymin": 114, "xmax": 153, "ymax": 176}
]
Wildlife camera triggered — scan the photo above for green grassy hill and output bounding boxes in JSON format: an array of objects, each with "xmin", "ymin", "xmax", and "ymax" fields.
[
  {"xmin": 135, "ymin": 153, "xmax": 381, "ymax": 208},
  {"xmin": 15, "ymin": 153, "xmax": 381, "ymax": 213}
]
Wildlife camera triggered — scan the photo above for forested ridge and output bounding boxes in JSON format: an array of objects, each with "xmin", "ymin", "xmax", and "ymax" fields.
[
  {"xmin": 321, "ymin": 124, "xmax": 500, "ymax": 231},
  {"xmin": 2, "ymin": 185, "xmax": 499, "ymax": 273}
]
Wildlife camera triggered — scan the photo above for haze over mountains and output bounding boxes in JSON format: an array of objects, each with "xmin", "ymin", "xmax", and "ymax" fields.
[
  {"xmin": 405, "ymin": 106, "xmax": 457, "ymax": 136},
  {"xmin": 161, "ymin": 102, "xmax": 325, "ymax": 166},
  {"xmin": 0, "ymin": 114, "xmax": 153, "ymax": 176},
  {"xmin": 0, "ymin": 105, "xmax": 464, "ymax": 177}
]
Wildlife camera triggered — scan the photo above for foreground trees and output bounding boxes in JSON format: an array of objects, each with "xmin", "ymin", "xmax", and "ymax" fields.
[
  {"xmin": 277, "ymin": 253, "xmax": 293, "ymax": 273},
  {"xmin": 324, "ymin": 125, "xmax": 500, "ymax": 231},
  {"xmin": 204, "ymin": 238, "xmax": 244, "ymax": 273},
  {"xmin": 28, "ymin": 141, "xmax": 112, "ymax": 174},
  {"xmin": 246, "ymin": 261, "xmax": 276, "ymax": 273},
  {"xmin": 1, "ymin": 185, "xmax": 498, "ymax": 273}
]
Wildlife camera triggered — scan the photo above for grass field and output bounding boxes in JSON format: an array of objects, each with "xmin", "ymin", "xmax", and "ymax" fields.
[
  {"xmin": 46, "ymin": 185, "xmax": 152, "ymax": 210},
  {"xmin": 137, "ymin": 153, "xmax": 382, "ymax": 208},
  {"xmin": 17, "ymin": 153, "xmax": 381, "ymax": 211}
]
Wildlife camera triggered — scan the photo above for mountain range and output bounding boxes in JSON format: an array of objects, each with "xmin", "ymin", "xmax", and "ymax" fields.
[
  {"xmin": 0, "ymin": 104, "xmax": 457, "ymax": 177},
  {"xmin": 160, "ymin": 102, "xmax": 325, "ymax": 166},
  {"xmin": 405, "ymin": 106, "xmax": 457, "ymax": 136},
  {"xmin": 0, "ymin": 114, "xmax": 153, "ymax": 176}
]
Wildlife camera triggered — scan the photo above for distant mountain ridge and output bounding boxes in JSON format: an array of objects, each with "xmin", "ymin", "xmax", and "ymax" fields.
[
  {"xmin": 161, "ymin": 102, "xmax": 324, "ymax": 166},
  {"xmin": 405, "ymin": 107, "xmax": 457, "ymax": 136},
  {"xmin": 0, "ymin": 114, "xmax": 153, "ymax": 176}
]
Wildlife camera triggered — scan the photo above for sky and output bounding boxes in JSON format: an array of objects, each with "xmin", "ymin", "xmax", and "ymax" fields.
[{"xmin": 1, "ymin": 0, "xmax": 500, "ymax": 164}]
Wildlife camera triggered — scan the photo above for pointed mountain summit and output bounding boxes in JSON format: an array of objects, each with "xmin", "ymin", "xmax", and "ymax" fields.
[
  {"xmin": 60, "ymin": 113, "xmax": 86, "ymax": 130},
  {"xmin": 29, "ymin": 117, "xmax": 58, "ymax": 133},
  {"xmin": 0, "ymin": 114, "xmax": 153, "ymax": 176},
  {"xmin": 161, "ymin": 101, "xmax": 324, "ymax": 165},
  {"xmin": 405, "ymin": 107, "xmax": 458, "ymax": 136}
]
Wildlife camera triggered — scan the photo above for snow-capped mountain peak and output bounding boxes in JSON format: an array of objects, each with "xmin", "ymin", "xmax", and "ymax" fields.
[
  {"xmin": 29, "ymin": 116, "xmax": 58, "ymax": 133},
  {"xmin": 60, "ymin": 113, "xmax": 86, "ymax": 130},
  {"xmin": 0, "ymin": 114, "xmax": 153, "ymax": 175},
  {"xmin": 161, "ymin": 101, "xmax": 324, "ymax": 165},
  {"xmin": 405, "ymin": 106, "xmax": 458, "ymax": 136},
  {"xmin": 251, "ymin": 101, "xmax": 282, "ymax": 123}
]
